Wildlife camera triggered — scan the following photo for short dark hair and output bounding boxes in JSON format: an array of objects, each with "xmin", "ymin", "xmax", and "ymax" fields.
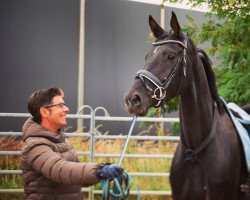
[{"xmin": 28, "ymin": 87, "xmax": 64, "ymax": 124}]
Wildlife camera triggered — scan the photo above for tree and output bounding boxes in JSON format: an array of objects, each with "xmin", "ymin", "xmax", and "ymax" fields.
[{"xmin": 181, "ymin": 0, "xmax": 250, "ymax": 105}]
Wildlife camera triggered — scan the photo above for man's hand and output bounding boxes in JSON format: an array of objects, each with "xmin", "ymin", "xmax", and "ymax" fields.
[{"xmin": 95, "ymin": 163, "xmax": 124, "ymax": 180}]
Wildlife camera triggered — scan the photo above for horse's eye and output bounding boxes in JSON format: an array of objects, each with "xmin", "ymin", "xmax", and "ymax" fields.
[
  {"xmin": 167, "ymin": 54, "xmax": 176, "ymax": 60},
  {"xmin": 163, "ymin": 51, "xmax": 176, "ymax": 61}
]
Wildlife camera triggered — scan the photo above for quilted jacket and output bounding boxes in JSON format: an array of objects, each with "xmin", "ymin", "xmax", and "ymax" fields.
[{"xmin": 21, "ymin": 118, "xmax": 100, "ymax": 200}]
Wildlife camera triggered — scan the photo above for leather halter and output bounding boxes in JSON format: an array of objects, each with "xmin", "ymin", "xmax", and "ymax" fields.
[{"xmin": 135, "ymin": 35, "xmax": 188, "ymax": 107}]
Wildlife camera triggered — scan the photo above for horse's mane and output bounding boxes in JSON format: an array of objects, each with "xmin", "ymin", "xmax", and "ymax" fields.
[{"xmin": 197, "ymin": 48, "xmax": 224, "ymax": 113}]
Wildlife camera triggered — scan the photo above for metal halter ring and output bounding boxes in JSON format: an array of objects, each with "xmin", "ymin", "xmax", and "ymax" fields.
[{"xmin": 152, "ymin": 87, "xmax": 166, "ymax": 100}]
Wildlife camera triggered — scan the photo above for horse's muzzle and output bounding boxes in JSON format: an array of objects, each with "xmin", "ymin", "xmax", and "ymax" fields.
[{"xmin": 124, "ymin": 91, "xmax": 149, "ymax": 116}]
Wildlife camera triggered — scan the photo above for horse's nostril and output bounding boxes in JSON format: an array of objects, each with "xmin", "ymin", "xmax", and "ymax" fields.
[{"xmin": 131, "ymin": 94, "xmax": 142, "ymax": 106}]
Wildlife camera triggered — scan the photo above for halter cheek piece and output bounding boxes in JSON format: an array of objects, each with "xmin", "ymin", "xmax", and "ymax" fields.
[{"xmin": 135, "ymin": 35, "xmax": 188, "ymax": 107}]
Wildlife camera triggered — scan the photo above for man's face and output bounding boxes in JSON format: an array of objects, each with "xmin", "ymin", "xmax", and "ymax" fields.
[{"xmin": 45, "ymin": 95, "xmax": 69, "ymax": 131}]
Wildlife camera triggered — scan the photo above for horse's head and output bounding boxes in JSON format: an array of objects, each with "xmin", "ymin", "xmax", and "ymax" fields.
[{"xmin": 125, "ymin": 12, "xmax": 194, "ymax": 116}]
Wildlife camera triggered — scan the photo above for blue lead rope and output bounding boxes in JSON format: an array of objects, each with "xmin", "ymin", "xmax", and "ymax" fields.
[
  {"xmin": 101, "ymin": 171, "xmax": 140, "ymax": 200},
  {"xmin": 101, "ymin": 116, "xmax": 140, "ymax": 200},
  {"xmin": 118, "ymin": 116, "xmax": 137, "ymax": 166}
]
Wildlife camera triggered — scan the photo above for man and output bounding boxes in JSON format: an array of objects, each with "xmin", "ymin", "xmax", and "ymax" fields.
[{"xmin": 21, "ymin": 87, "xmax": 123, "ymax": 200}]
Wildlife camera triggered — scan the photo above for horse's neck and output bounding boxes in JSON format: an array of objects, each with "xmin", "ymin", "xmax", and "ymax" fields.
[{"xmin": 179, "ymin": 58, "xmax": 214, "ymax": 149}]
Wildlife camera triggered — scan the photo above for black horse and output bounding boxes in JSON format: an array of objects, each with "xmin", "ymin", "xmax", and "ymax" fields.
[{"xmin": 125, "ymin": 12, "xmax": 249, "ymax": 200}]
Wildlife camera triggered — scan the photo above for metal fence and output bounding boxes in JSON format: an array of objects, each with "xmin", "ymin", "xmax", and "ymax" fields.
[{"xmin": 0, "ymin": 106, "xmax": 180, "ymax": 199}]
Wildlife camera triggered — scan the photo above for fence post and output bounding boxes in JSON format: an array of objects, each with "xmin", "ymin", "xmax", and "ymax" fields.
[
  {"xmin": 89, "ymin": 107, "xmax": 110, "ymax": 200},
  {"xmin": 76, "ymin": 105, "xmax": 94, "ymax": 200}
]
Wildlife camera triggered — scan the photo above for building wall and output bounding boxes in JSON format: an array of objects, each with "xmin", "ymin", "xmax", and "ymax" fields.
[
  {"xmin": 0, "ymin": 0, "xmax": 214, "ymax": 133},
  {"xmin": 84, "ymin": 0, "xmax": 212, "ymax": 133},
  {"xmin": 0, "ymin": 0, "xmax": 79, "ymax": 131},
  {"xmin": 84, "ymin": 0, "xmax": 161, "ymax": 133}
]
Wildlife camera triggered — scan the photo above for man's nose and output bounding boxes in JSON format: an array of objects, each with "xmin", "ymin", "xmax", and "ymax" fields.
[{"xmin": 63, "ymin": 105, "xmax": 69, "ymax": 113}]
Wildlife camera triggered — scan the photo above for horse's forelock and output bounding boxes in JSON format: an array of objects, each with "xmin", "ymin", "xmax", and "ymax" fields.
[{"xmin": 155, "ymin": 32, "xmax": 169, "ymax": 41}]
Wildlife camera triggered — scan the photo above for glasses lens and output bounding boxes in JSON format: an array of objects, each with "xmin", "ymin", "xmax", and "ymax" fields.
[{"xmin": 58, "ymin": 103, "xmax": 66, "ymax": 109}]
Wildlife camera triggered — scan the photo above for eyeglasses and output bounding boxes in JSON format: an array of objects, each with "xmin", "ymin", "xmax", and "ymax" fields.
[{"xmin": 44, "ymin": 103, "xmax": 67, "ymax": 109}]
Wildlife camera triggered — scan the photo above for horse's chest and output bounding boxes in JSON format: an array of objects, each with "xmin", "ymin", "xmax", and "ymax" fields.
[
  {"xmin": 170, "ymin": 161, "xmax": 207, "ymax": 198},
  {"xmin": 169, "ymin": 143, "xmax": 242, "ymax": 200}
]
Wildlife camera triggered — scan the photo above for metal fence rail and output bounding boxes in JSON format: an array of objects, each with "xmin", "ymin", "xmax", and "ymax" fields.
[{"xmin": 0, "ymin": 106, "xmax": 180, "ymax": 198}]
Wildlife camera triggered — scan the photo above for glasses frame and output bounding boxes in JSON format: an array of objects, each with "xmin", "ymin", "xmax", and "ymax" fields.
[{"xmin": 44, "ymin": 103, "xmax": 67, "ymax": 109}]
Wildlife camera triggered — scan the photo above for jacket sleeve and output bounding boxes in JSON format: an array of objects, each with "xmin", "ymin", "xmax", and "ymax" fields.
[{"xmin": 22, "ymin": 138, "xmax": 100, "ymax": 186}]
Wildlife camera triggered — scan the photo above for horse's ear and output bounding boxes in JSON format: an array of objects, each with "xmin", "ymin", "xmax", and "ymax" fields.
[
  {"xmin": 170, "ymin": 11, "xmax": 182, "ymax": 38},
  {"xmin": 149, "ymin": 15, "xmax": 165, "ymax": 38}
]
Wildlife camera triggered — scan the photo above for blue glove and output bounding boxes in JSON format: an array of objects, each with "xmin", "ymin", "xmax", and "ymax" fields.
[{"xmin": 96, "ymin": 163, "xmax": 124, "ymax": 180}]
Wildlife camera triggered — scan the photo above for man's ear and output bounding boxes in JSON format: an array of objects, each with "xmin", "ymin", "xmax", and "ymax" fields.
[{"xmin": 40, "ymin": 107, "xmax": 50, "ymax": 118}]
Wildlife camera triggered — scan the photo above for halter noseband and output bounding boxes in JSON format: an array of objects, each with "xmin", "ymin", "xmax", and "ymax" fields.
[{"xmin": 135, "ymin": 35, "xmax": 188, "ymax": 107}]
